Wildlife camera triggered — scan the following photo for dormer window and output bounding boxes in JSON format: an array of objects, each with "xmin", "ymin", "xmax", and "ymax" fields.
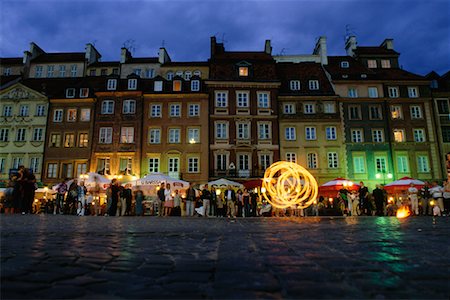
[
  {"xmin": 361, "ymin": 74, "xmax": 367, "ymax": 78},
  {"xmin": 340, "ymin": 61, "xmax": 349, "ymax": 68},
  {"xmin": 184, "ymin": 71, "xmax": 192, "ymax": 80},
  {"xmin": 128, "ymin": 79, "xmax": 137, "ymax": 90},
  {"xmin": 290, "ymin": 80, "xmax": 300, "ymax": 91},
  {"xmin": 191, "ymin": 80, "xmax": 200, "ymax": 91},
  {"xmin": 239, "ymin": 67, "xmax": 249, "ymax": 77},
  {"xmin": 381, "ymin": 60, "xmax": 391, "ymax": 68},
  {"xmin": 367, "ymin": 60, "xmax": 377, "ymax": 68},
  {"xmin": 166, "ymin": 72, "xmax": 174, "ymax": 80},
  {"xmin": 173, "ymin": 80, "xmax": 182, "ymax": 92},
  {"xmin": 107, "ymin": 79, "xmax": 117, "ymax": 90},
  {"xmin": 154, "ymin": 81, "xmax": 163, "ymax": 92},
  {"xmin": 66, "ymin": 88, "xmax": 75, "ymax": 98},
  {"xmin": 193, "ymin": 70, "xmax": 201, "ymax": 77},
  {"xmin": 176, "ymin": 71, "xmax": 183, "ymax": 77},
  {"xmin": 308, "ymin": 80, "xmax": 319, "ymax": 90},
  {"xmin": 80, "ymin": 88, "xmax": 89, "ymax": 98}
]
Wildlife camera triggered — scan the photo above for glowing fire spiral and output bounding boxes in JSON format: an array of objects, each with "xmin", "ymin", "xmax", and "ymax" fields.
[{"xmin": 262, "ymin": 161, "xmax": 318, "ymax": 209}]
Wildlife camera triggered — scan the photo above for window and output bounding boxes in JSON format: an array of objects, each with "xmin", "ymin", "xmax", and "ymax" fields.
[
  {"xmin": 191, "ymin": 80, "xmax": 200, "ymax": 91},
  {"xmin": 284, "ymin": 103, "xmax": 295, "ymax": 114},
  {"xmin": 11, "ymin": 157, "xmax": 23, "ymax": 169},
  {"xmin": 150, "ymin": 104, "xmax": 162, "ymax": 118},
  {"xmin": 353, "ymin": 156, "xmax": 366, "ymax": 173},
  {"xmin": 375, "ymin": 157, "xmax": 387, "ymax": 173},
  {"xmin": 168, "ymin": 128, "xmax": 181, "ymax": 143},
  {"xmin": 369, "ymin": 105, "xmax": 382, "ymax": 120},
  {"xmin": 101, "ymin": 100, "xmax": 114, "ymax": 114},
  {"xmin": 257, "ymin": 92, "xmax": 270, "ymax": 108},
  {"xmin": 0, "ymin": 128, "xmax": 9, "ymax": 142},
  {"xmin": 35, "ymin": 66, "xmax": 43, "ymax": 78},
  {"xmin": 442, "ymin": 126, "xmax": 450, "ymax": 142},
  {"xmin": 53, "ymin": 109, "xmax": 63, "ymax": 122},
  {"xmin": 188, "ymin": 128, "xmax": 200, "ymax": 143},
  {"xmin": 70, "ymin": 65, "xmax": 78, "ymax": 77},
  {"xmin": 258, "ymin": 123, "xmax": 270, "ymax": 140},
  {"xmin": 154, "ymin": 81, "xmax": 163, "ymax": 92},
  {"xmin": 148, "ymin": 158, "xmax": 160, "ymax": 173},
  {"xmin": 216, "ymin": 154, "xmax": 228, "ymax": 171},
  {"xmin": 367, "ymin": 60, "xmax": 377, "ymax": 68},
  {"xmin": 410, "ymin": 105, "xmax": 423, "ymax": 119},
  {"xmin": 309, "ymin": 80, "xmax": 319, "ymax": 90},
  {"xmin": 437, "ymin": 100, "xmax": 449, "ymax": 114},
  {"xmin": 351, "ymin": 129, "xmax": 364, "ymax": 143},
  {"xmin": 145, "ymin": 69, "xmax": 155, "ymax": 78},
  {"xmin": 90, "ymin": 69, "xmax": 96, "ymax": 76},
  {"xmin": 388, "ymin": 87, "xmax": 399, "ymax": 98},
  {"xmin": 393, "ymin": 129, "xmax": 406, "ymax": 142},
  {"xmin": 127, "ymin": 79, "xmax": 137, "ymax": 90},
  {"xmin": 184, "ymin": 71, "xmax": 192, "ymax": 80},
  {"xmin": 413, "ymin": 129, "xmax": 426, "ymax": 142},
  {"xmin": 238, "ymin": 67, "xmax": 249, "ymax": 77},
  {"xmin": 327, "ymin": 152, "xmax": 338, "ymax": 168},
  {"xmin": 397, "ymin": 156, "xmax": 409, "ymax": 173},
  {"xmin": 149, "ymin": 128, "xmax": 161, "ymax": 144},
  {"xmin": 286, "ymin": 152, "xmax": 297, "ymax": 163},
  {"xmin": 3, "ymin": 105, "xmax": 12, "ymax": 117},
  {"xmin": 173, "ymin": 80, "xmax": 182, "ymax": 92},
  {"xmin": 215, "ymin": 92, "xmax": 228, "ymax": 107},
  {"xmin": 4, "ymin": 67, "xmax": 11, "ymax": 76},
  {"xmin": 324, "ymin": 102, "xmax": 336, "ymax": 114},
  {"xmin": 36, "ymin": 105, "xmax": 46, "ymax": 116},
  {"xmin": 417, "ymin": 155, "xmax": 430, "ymax": 172},
  {"xmin": 348, "ymin": 105, "xmax": 361, "ymax": 120},
  {"xmin": 32, "ymin": 128, "xmax": 43, "ymax": 141},
  {"xmin": 237, "ymin": 123, "xmax": 250, "ymax": 140},
  {"xmin": 107, "ymin": 79, "xmax": 117, "ymax": 90},
  {"xmin": 99, "ymin": 127, "xmax": 112, "ymax": 144},
  {"xmin": 67, "ymin": 109, "xmax": 77, "ymax": 122},
  {"xmin": 80, "ymin": 108, "xmax": 91, "ymax": 121},
  {"xmin": 49, "ymin": 133, "xmax": 61, "ymax": 147},
  {"xmin": 123, "ymin": 100, "xmax": 136, "ymax": 114},
  {"xmin": 120, "ymin": 127, "xmax": 134, "ymax": 143},
  {"xmin": 326, "ymin": 127, "xmax": 337, "ymax": 140},
  {"xmin": 408, "ymin": 87, "xmax": 419, "ymax": 98},
  {"xmin": 303, "ymin": 103, "xmax": 315, "ymax": 114},
  {"xmin": 19, "ymin": 105, "xmax": 29, "ymax": 117},
  {"xmin": 169, "ymin": 104, "xmax": 181, "ymax": 117},
  {"xmin": 348, "ymin": 88, "xmax": 358, "ymax": 98},
  {"xmin": 372, "ymin": 129, "xmax": 384, "ymax": 142},
  {"xmin": 66, "ymin": 88, "xmax": 75, "ymax": 98},
  {"xmin": 47, "ymin": 163, "xmax": 58, "ymax": 178},
  {"xmin": 193, "ymin": 70, "xmax": 201, "ymax": 77},
  {"xmin": 120, "ymin": 158, "xmax": 132, "ymax": 175},
  {"xmin": 216, "ymin": 123, "xmax": 228, "ymax": 139},
  {"xmin": 78, "ymin": 133, "xmax": 88, "ymax": 147},
  {"xmin": 133, "ymin": 69, "xmax": 141, "ymax": 76},
  {"xmin": 341, "ymin": 61, "xmax": 349, "ymax": 68},
  {"xmin": 76, "ymin": 163, "xmax": 87, "ymax": 178},
  {"xmin": 188, "ymin": 104, "xmax": 200, "ymax": 117},
  {"xmin": 307, "ymin": 153, "xmax": 318, "ymax": 169},
  {"xmin": 381, "ymin": 60, "xmax": 391, "ymax": 69},
  {"xmin": 236, "ymin": 92, "xmax": 249, "ymax": 107},
  {"xmin": 188, "ymin": 157, "xmax": 199, "ymax": 173},
  {"xmin": 285, "ymin": 127, "xmax": 296, "ymax": 140},
  {"xmin": 305, "ymin": 127, "xmax": 316, "ymax": 140},
  {"xmin": 290, "ymin": 80, "xmax": 300, "ymax": 91},
  {"xmin": 259, "ymin": 154, "xmax": 271, "ymax": 171},
  {"xmin": 30, "ymin": 157, "xmax": 40, "ymax": 174},
  {"xmin": 176, "ymin": 71, "xmax": 183, "ymax": 77},
  {"xmin": 47, "ymin": 65, "xmax": 54, "ymax": 78},
  {"xmin": 391, "ymin": 105, "xmax": 403, "ymax": 119},
  {"xmin": 63, "ymin": 163, "xmax": 74, "ymax": 179},
  {"xmin": 97, "ymin": 158, "xmax": 111, "ymax": 175},
  {"xmin": 166, "ymin": 72, "xmax": 174, "ymax": 80},
  {"xmin": 16, "ymin": 128, "xmax": 26, "ymax": 141},
  {"xmin": 64, "ymin": 133, "xmax": 75, "ymax": 147},
  {"xmin": 80, "ymin": 89, "xmax": 89, "ymax": 99},
  {"xmin": 0, "ymin": 158, "xmax": 5, "ymax": 173},
  {"xmin": 112, "ymin": 68, "xmax": 119, "ymax": 75},
  {"xmin": 368, "ymin": 87, "xmax": 378, "ymax": 98}
]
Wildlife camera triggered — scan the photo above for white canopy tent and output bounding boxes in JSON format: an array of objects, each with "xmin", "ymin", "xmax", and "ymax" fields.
[
  {"xmin": 207, "ymin": 178, "xmax": 243, "ymax": 189},
  {"xmin": 52, "ymin": 172, "xmax": 111, "ymax": 191},
  {"xmin": 126, "ymin": 173, "xmax": 189, "ymax": 191}
]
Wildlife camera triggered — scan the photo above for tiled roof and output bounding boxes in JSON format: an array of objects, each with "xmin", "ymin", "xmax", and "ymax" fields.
[
  {"xmin": 88, "ymin": 61, "xmax": 120, "ymax": 67},
  {"xmin": 31, "ymin": 53, "xmax": 85, "ymax": 63},
  {"xmin": 125, "ymin": 57, "xmax": 159, "ymax": 64},
  {"xmin": 0, "ymin": 57, "xmax": 23, "ymax": 65},
  {"xmin": 20, "ymin": 78, "xmax": 101, "ymax": 98},
  {"xmin": 325, "ymin": 56, "xmax": 377, "ymax": 81},
  {"xmin": 373, "ymin": 68, "xmax": 426, "ymax": 81},
  {"xmin": 0, "ymin": 75, "xmax": 22, "ymax": 88},
  {"xmin": 277, "ymin": 62, "xmax": 335, "ymax": 95},
  {"xmin": 354, "ymin": 47, "xmax": 399, "ymax": 56}
]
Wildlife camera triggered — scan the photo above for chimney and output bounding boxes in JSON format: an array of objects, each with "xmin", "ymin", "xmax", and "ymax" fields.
[
  {"xmin": 264, "ymin": 40, "xmax": 272, "ymax": 55},
  {"xmin": 381, "ymin": 38, "xmax": 394, "ymax": 50},
  {"xmin": 120, "ymin": 47, "xmax": 132, "ymax": 64},
  {"xmin": 313, "ymin": 36, "xmax": 328, "ymax": 65},
  {"xmin": 85, "ymin": 43, "xmax": 101, "ymax": 65},
  {"xmin": 345, "ymin": 36, "xmax": 357, "ymax": 57},
  {"xmin": 158, "ymin": 47, "xmax": 171, "ymax": 64},
  {"xmin": 22, "ymin": 51, "xmax": 32, "ymax": 78},
  {"xmin": 210, "ymin": 36, "xmax": 217, "ymax": 58},
  {"xmin": 29, "ymin": 42, "xmax": 45, "ymax": 59}
]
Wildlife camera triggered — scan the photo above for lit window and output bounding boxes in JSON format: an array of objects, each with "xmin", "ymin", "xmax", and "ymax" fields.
[
  {"xmin": 173, "ymin": 80, "xmax": 182, "ymax": 91},
  {"xmin": 340, "ymin": 61, "xmax": 349, "ymax": 68},
  {"xmin": 393, "ymin": 129, "xmax": 406, "ymax": 142},
  {"xmin": 120, "ymin": 127, "xmax": 134, "ymax": 143},
  {"xmin": 64, "ymin": 133, "xmax": 75, "ymax": 147},
  {"xmin": 67, "ymin": 109, "xmax": 77, "ymax": 122},
  {"xmin": 239, "ymin": 67, "xmax": 248, "ymax": 77},
  {"xmin": 367, "ymin": 60, "xmax": 377, "ymax": 68},
  {"xmin": 80, "ymin": 109, "xmax": 91, "ymax": 121},
  {"xmin": 78, "ymin": 133, "xmax": 89, "ymax": 148},
  {"xmin": 390, "ymin": 105, "xmax": 403, "ymax": 119},
  {"xmin": 97, "ymin": 158, "xmax": 111, "ymax": 175},
  {"xmin": 381, "ymin": 60, "xmax": 391, "ymax": 68},
  {"xmin": 49, "ymin": 133, "xmax": 61, "ymax": 147},
  {"xmin": 188, "ymin": 128, "xmax": 200, "ymax": 143},
  {"xmin": 119, "ymin": 158, "xmax": 133, "ymax": 175}
]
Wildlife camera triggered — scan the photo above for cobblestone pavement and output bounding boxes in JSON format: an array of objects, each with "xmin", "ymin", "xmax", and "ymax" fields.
[{"xmin": 1, "ymin": 215, "xmax": 449, "ymax": 299}]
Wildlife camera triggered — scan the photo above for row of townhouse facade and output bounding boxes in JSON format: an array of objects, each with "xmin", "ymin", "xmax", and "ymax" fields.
[{"xmin": 1, "ymin": 36, "xmax": 449, "ymax": 188}]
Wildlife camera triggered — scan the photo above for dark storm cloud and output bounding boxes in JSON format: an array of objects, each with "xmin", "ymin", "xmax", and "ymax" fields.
[{"xmin": 1, "ymin": 0, "xmax": 448, "ymax": 75}]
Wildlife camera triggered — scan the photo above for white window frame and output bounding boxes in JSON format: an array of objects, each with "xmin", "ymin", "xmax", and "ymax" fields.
[
  {"xmin": 99, "ymin": 127, "xmax": 113, "ymax": 144},
  {"xmin": 19, "ymin": 105, "xmax": 29, "ymax": 117},
  {"xmin": 393, "ymin": 129, "xmax": 406, "ymax": 143},
  {"xmin": 324, "ymin": 102, "xmax": 336, "ymax": 114},
  {"xmin": 258, "ymin": 122, "xmax": 271, "ymax": 140},
  {"xmin": 353, "ymin": 156, "xmax": 366, "ymax": 174},
  {"xmin": 187, "ymin": 128, "xmax": 200, "ymax": 143},
  {"xmin": 53, "ymin": 109, "xmax": 63, "ymax": 122},
  {"xmin": 59, "ymin": 65, "xmax": 66, "ymax": 77},
  {"xmin": 0, "ymin": 128, "xmax": 9, "ymax": 142},
  {"xmin": 286, "ymin": 152, "xmax": 297, "ymax": 163},
  {"xmin": 154, "ymin": 81, "xmax": 163, "ymax": 92},
  {"xmin": 47, "ymin": 163, "xmax": 58, "ymax": 178},
  {"xmin": 408, "ymin": 87, "xmax": 419, "ymax": 98},
  {"xmin": 397, "ymin": 155, "xmax": 409, "ymax": 173},
  {"xmin": 368, "ymin": 87, "xmax": 379, "ymax": 98},
  {"xmin": 257, "ymin": 92, "xmax": 270, "ymax": 108},
  {"xmin": 413, "ymin": 129, "xmax": 426, "ymax": 142},
  {"xmin": 236, "ymin": 91, "xmax": 249, "ymax": 108},
  {"xmin": 169, "ymin": 104, "xmax": 181, "ymax": 117},
  {"xmin": 123, "ymin": 100, "xmax": 136, "ymax": 114},
  {"xmin": 215, "ymin": 91, "xmax": 228, "ymax": 107},
  {"xmin": 305, "ymin": 127, "xmax": 316, "ymax": 141},
  {"xmin": 372, "ymin": 129, "xmax": 385, "ymax": 143},
  {"xmin": 80, "ymin": 108, "xmax": 91, "ymax": 121},
  {"xmin": 35, "ymin": 66, "xmax": 43, "ymax": 78},
  {"xmin": 308, "ymin": 80, "xmax": 319, "ymax": 90},
  {"xmin": 303, "ymin": 103, "xmax": 315, "ymax": 114},
  {"xmin": 107, "ymin": 79, "xmax": 117, "ymax": 90},
  {"xmin": 351, "ymin": 129, "xmax": 364, "ymax": 143},
  {"xmin": 70, "ymin": 65, "xmax": 77, "ymax": 77},
  {"xmin": 188, "ymin": 104, "xmax": 200, "ymax": 117},
  {"xmin": 120, "ymin": 127, "xmax": 134, "ymax": 144},
  {"xmin": 388, "ymin": 86, "xmax": 399, "ymax": 98},
  {"xmin": 307, "ymin": 152, "xmax": 318, "ymax": 169},
  {"xmin": 290, "ymin": 80, "xmax": 300, "ymax": 91},
  {"xmin": 149, "ymin": 128, "xmax": 161, "ymax": 144},
  {"xmin": 381, "ymin": 60, "xmax": 391, "ymax": 69},
  {"xmin": 285, "ymin": 127, "xmax": 296, "ymax": 141},
  {"xmin": 216, "ymin": 122, "xmax": 228, "ymax": 139},
  {"xmin": 410, "ymin": 105, "xmax": 423, "ymax": 119},
  {"xmin": 326, "ymin": 126, "xmax": 337, "ymax": 140},
  {"xmin": 283, "ymin": 103, "xmax": 295, "ymax": 114},
  {"xmin": 390, "ymin": 105, "xmax": 403, "ymax": 119},
  {"xmin": 47, "ymin": 65, "xmax": 55, "ymax": 78},
  {"xmin": 417, "ymin": 155, "xmax": 430, "ymax": 172},
  {"xmin": 237, "ymin": 123, "xmax": 250, "ymax": 140},
  {"xmin": 3, "ymin": 105, "xmax": 12, "ymax": 117},
  {"xmin": 150, "ymin": 104, "xmax": 162, "ymax": 118},
  {"xmin": 101, "ymin": 100, "xmax": 114, "ymax": 114},
  {"xmin": 168, "ymin": 128, "xmax": 181, "ymax": 144},
  {"xmin": 327, "ymin": 152, "xmax": 339, "ymax": 169},
  {"xmin": 191, "ymin": 80, "xmax": 200, "ymax": 91},
  {"xmin": 32, "ymin": 128, "xmax": 44, "ymax": 141},
  {"xmin": 128, "ymin": 79, "xmax": 137, "ymax": 90}
]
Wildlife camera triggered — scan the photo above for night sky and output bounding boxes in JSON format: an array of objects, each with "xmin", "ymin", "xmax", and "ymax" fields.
[{"xmin": 1, "ymin": 0, "xmax": 449, "ymax": 76}]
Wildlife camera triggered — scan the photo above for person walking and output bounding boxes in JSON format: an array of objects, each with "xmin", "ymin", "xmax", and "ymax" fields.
[
  {"xmin": 54, "ymin": 178, "xmax": 68, "ymax": 215},
  {"xmin": 66, "ymin": 179, "xmax": 79, "ymax": 215},
  {"xmin": 225, "ymin": 185, "xmax": 236, "ymax": 219},
  {"xmin": 185, "ymin": 183, "xmax": 196, "ymax": 217},
  {"xmin": 157, "ymin": 183, "xmax": 166, "ymax": 216},
  {"xmin": 76, "ymin": 181, "xmax": 88, "ymax": 216},
  {"xmin": 408, "ymin": 183, "xmax": 419, "ymax": 216},
  {"xmin": 201, "ymin": 184, "xmax": 211, "ymax": 217},
  {"xmin": 372, "ymin": 184, "xmax": 385, "ymax": 216}
]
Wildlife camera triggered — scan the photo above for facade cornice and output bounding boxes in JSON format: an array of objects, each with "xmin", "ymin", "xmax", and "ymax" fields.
[
  {"xmin": 143, "ymin": 93, "xmax": 208, "ymax": 99},
  {"xmin": 50, "ymin": 98, "xmax": 96, "ymax": 104},
  {"xmin": 205, "ymin": 81, "xmax": 281, "ymax": 88}
]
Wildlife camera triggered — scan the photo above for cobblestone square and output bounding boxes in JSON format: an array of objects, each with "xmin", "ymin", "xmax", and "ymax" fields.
[{"xmin": 1, "ymin": 215, "xmax": 449, "ymax": 299}]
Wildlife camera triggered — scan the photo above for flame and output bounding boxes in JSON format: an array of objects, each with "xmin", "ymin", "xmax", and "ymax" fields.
[{"xmin": 396, "ymin": 206, "xmax": 412, "ymax": 219}]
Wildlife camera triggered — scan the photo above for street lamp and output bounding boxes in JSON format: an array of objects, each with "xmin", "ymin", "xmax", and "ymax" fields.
[{"xmin": 376, "ymin": 171, "xmax": 393, "ymax": 184}]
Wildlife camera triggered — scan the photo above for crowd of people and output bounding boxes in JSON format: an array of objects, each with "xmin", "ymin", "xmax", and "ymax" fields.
[{"xmin": 2, "ymin": 175, "xmax": 450, "ymax": 218}]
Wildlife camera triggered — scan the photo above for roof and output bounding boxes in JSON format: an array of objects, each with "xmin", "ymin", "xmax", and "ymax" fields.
[
  {"xmin": 31, "ymin": 52, "xmax": 85, "ymax": 63},
  {"xmin": 374, "ymin": 68, "xmax": 426, "ymax": 81},
  {"xmin": 212, "ymin": 51, "xmax": 274, "ymax": 62},
  {"xmin": 19, "ymin": 77, "xmax": 102, "ymax": 99},
  {"xmin": 125, "ymin": 57, "xmax": 159, "ymax": 64},
  {"xmin": 88, "ymin": 61, "xmax": 120, "ymax": 68},
  {"xmin": 325, "ymin": 56, "xmax": 377, "ymax": 81},
  {"xmin": 354, "ymin": 46, "xmax": 400, "ymax": 56},
  {"xmin": 0, "ymin": 57, "xmax": 23, "ymax": 65},
  {"xmin": 162, "ymin": 61, "xmax": 209, "ymax": 67}
]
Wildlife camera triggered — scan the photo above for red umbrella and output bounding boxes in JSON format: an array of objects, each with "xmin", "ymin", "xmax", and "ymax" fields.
[
  {"xmin": 384, "ymin": 177, "xmax": 425, "ymax": 193},
  {"xmin": 319, "ymin": 178, "xmax": 360, "ymax": 196}
]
